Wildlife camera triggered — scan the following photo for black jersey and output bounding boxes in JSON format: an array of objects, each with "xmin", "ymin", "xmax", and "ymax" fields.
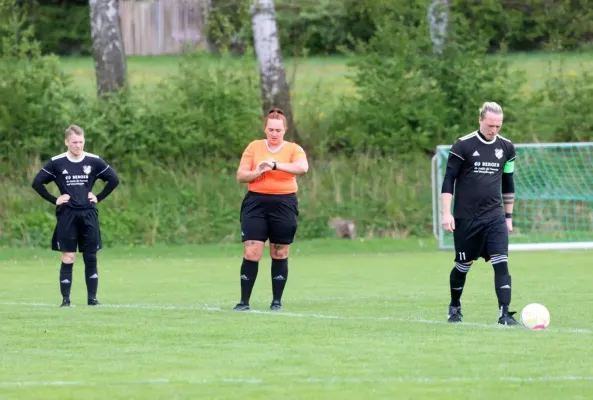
[
  {"xmin": 32, "ymin": 152, "xmax": 119, "ymax": 209},
  {"xmin": 447, "ymin": 131, "xmax": 516, "ymax": 219}
]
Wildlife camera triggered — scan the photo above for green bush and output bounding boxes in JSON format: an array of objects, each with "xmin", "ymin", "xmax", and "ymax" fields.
[
  {"xmin": 32, "ymin": 5, "xmax": 92, "ymax": 56},
  {"xmin": 451, "ymin": 0, "xmax": 593, "ymax": 52},
  {"xmin": 275, "ymin": 0, "xmax": 350, "ymax": 56},
  {"xmin": 0, "ymin": 51, "xmax": 263, "ymax": 169},
  {"xmin": 326, "ymin": 13, "xmax": 525, "ymax": 155},
  {"xmin": 523, "ymin": 64, "xmax": 593, "ymax": 143},
  {"xmin": 0, "ymin": 56, "xmax": 87, "ymax": 158}
]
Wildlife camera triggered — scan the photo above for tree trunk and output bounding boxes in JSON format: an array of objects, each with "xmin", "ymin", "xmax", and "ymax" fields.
[
  {"xmin": 89, "ymin": 0, "xmax": 127, "ymax": 98},
  {"xmin": 250, "ymin": 0, "xmax": 300, "ymax": 142},
  {"xmin": 204, "ymin": 0, "xmax": 220, "ymax": 54},
  {"xmin": 428, "ymin": 0, "xmax": 450, "ymax": 55}
]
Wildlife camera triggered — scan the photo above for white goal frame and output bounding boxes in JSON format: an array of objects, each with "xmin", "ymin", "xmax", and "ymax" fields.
[{"xmin": 431, "ymin": 141, "xmax": 593, "ymax": 251}]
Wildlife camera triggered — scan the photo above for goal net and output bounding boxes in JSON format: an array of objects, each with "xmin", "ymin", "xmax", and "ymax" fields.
[{"xmin": 432, "ymin": 142, "xmax": 593, "ymax": 251}]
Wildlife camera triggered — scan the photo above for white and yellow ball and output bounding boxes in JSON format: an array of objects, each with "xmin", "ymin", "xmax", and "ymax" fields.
[{"xmin": 520, "ymin": 303, "xmax": 550, "ymax": 330}]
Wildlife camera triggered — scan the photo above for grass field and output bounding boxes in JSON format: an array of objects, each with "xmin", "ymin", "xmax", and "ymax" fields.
[
  {"xmin": 56, "ymin": 51, "xmax": 593, "ymax": 124},
  {"xmin": 60, "ymin": 51, "xmax": 593, "ymax": 100},
  {"xmin": 60, "ymin": 55, "xmax": 352, "ymax": 107},
  {"xmin": 1, "ymin": 239, "xmax": 592, "ymax": 399}
]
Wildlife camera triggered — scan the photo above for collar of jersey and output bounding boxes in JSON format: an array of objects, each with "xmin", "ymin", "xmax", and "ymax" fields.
[
  {"xmin": 476, "ymin": 130, "xmax": 497, "ymax": 145},
  {"xmin": 265, "ymin": 140, "xmax": 286, "ymax": 153},
  {"xmin": 65, "ymin": 152, "xmax": 86, "ymax": 163}
]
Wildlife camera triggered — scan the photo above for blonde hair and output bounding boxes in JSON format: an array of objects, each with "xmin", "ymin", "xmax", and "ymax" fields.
[
  {"xmin": 65, "ymin": 125, "xmax": 84, "ymax": 139},
  {"xmin": 479, "ymin": 102, "xmax": 503, "ymax": 118}
]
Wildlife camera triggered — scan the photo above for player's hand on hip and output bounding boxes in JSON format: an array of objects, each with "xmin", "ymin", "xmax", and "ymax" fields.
[
  {"xmin": 88, "ymin": 192, "xmax": 98, "ymax": 203},
  {"xmin": 56, "ymin": 194, "xmax": 70, "ymax": 205},
  {"xmin": 442, "ymin": 213, "xmax": 455, "ymax": 233},
  {"xmin": 506, "ymin": 218, "xmax": 513, "ymax": 232}
]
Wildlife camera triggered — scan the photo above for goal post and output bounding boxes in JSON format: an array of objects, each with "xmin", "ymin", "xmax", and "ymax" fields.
[{"xmin": 432, "ymin": 142, "xmax": 593, "ymax": 251}]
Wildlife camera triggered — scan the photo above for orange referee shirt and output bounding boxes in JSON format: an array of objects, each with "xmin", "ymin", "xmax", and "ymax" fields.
[{"xmin": 239, "ymin": 140, "xmax": 307, "ymax": 194}]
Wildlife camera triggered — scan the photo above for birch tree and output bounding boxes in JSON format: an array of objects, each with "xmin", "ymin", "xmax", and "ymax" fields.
[
  {"xmin": 89, "ymin": 0, "xmax": 127, "ymax": 98},
  {"xmin": 428, "ymin": 0, "xmax": 450, "ymax": 55},
  {"xmin": 250, "ymin": 0, "xmax": 299, "ymax": 142}
]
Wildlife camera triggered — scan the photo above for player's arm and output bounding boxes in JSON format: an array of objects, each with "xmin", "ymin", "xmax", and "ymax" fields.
[
  {"xmin": 237, "ymin": 166, "xmax": 265, "ymax": 183},
  {"xmin": 275, "ymin": 145, "xmax": 308, "ymax": 175},
  {"xmin": 31, "ymin": 163, "xmax": 59, "ymax": 205},
  {"xmin": 441, "ymin": 151, "xmax": 464, "ymax": 211},
  {"xmin": 236, "ymin": 143, "xmax": 264, "ymax": 183},
  {"xmin": 502, "ymin": 153, "xmax": 516, "ymax": 218},
  {"xmin": 440, "ymin": 145, "xmax": 464, "ymax": 232},
  {"xmin": 95, "ymin": 162, "xmax": 120, "ymax": 203}
]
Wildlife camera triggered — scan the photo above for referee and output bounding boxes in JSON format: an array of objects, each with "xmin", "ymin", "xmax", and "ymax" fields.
[
  {"xmin": 233, "ymin": 108, "xmax": 309, "ymax": 311},
  {"xmin": 32, "ymin": 125, "xmax": 120, "ymax": 307}
]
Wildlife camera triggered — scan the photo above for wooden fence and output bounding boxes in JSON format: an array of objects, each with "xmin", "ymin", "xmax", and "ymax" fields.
[{"xmin": 120, "ymin": 0, "xmax": 208, "ymax": 55}]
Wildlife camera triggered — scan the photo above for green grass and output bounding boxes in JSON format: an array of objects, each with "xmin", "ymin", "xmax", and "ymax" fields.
[
  {"xmin": 1, "ymin": 239, "xmax": 593, "ymax": 399},
  {"xmin": 60, "ymin": 55, "xmax": 353, "ymax": 117},
  {"xmin": 501, "ymin": 51, "xmax": 593, "ymax": 92},
  {"xmin": 60, "ymin": 52, "xmax": 593, "ymax": 100}
]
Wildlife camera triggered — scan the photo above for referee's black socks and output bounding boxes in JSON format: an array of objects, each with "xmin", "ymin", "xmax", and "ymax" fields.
[
  {"xmin": 271, "ymin": 258, "xmax": 288, "ymax": 303},
  {"xmin": 59, "ymin": 262, "xmax": 73, "ymax": 300},
  {"xmin": 83, "ymin": 252, "xmax": 99, "ymax": 299},
  {"xmin": 240, "ymin": 258, "xmax": 259, "ymax": 304}
]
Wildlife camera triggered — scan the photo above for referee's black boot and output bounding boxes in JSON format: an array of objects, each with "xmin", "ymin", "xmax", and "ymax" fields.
[
  {"xmin": 270, "ymin": 300, "xmax": 282, "ymax": 311},
  {"xmin": 60, "ymin": 298, "xmax": 71, "ymax": 308},
  {"xmin": 87, "ymin": 297, "xmax": 101, "ymax": 306},
  {"xmin": 233, "ymin": 301, "xmax": 250, "ymax": 311},
  {"xmin": 498, "ymin": 311, "xmax": 519, "ymax": 326},
  {"xmin": 447, "ymin": 305, "xmax": 462, "ymax": 323}
]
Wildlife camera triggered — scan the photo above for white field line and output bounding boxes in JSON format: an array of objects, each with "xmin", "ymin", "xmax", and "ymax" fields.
[
  {"xmin": 0, "ymin": 300, "xmax": 590, "ymax": 335},
  {"xmin": 1, "ymin": 376, "xmax": 593, "ymax": 387}
]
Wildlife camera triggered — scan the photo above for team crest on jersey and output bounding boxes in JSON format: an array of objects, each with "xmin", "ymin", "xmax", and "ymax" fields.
[
  {"xmin": 83, "ymin": 165, "xmax": 91, "ymax": 175},
  {"xmin": 494, "ymin": 148, "xmax": 503, "ymax": 159}
]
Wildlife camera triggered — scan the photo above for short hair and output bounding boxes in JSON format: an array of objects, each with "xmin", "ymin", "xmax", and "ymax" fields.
[
  {"xmin": 479, "ymin": 102, "xmax": 503, "ymax": 118},
  {"xmin": 264, "ymin": 107, "xmax": 287, "ymax": 129},
  {"xmin": 65, "ymin": 125, "xmax": 84, "ymax": 139}
]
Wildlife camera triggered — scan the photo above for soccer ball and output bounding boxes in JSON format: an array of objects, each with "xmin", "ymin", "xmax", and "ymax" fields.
[{"xmin": 520, "ymin": 303, "xmax": 550, "ymax": 330}]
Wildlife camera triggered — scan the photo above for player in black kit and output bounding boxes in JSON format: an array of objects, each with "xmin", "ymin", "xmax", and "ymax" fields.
[
  {"xmin": 32, "ymin": 125, "xmax": 119, "ymax": 307},
  {"xmin": 441, "ymin": 102, "xmax": 519, "ymax": 325}
]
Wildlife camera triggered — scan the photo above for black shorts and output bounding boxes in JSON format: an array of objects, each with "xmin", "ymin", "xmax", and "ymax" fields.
[
  {"xmin": 52, "ymin": 207, "xmax": 102, "ymax": 253},
  {"xmin": 240, "ymin": 191, "xmax": 299, "ymax": 245},
  {"xmin": 453, "ymin": 215, "xmax": 508, "ymax": 263}
]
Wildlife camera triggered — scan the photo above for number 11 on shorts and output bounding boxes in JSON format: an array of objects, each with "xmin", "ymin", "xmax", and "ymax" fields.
[{"xmin": 458, "ymin": 252, "xmax": 466, "ymax": 261}]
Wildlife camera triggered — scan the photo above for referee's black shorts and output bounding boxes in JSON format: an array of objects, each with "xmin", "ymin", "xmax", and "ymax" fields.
[
  {"xmin": 52, "ymin": 206, "xmax": 102, "ymax": 253},
  {"xmin": 240, "ymin": 191, "xmax": 299, "ymax": 245},
  {"xmin": 453, "ymin": 214, "xmax": 508, "ymax": 263}
]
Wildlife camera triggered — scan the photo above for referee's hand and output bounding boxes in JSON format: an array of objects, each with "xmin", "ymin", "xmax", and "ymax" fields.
[
  {"xmin": 442, "ymin": 213, "xmax": 455, "ymax": 233},
  {"xmin": 55, "ymin": 194, "xmax": 70, "ymax": 205},
  {"xmin": 256, "ymin": 160, "xmax": 273, "ymax": 173}
]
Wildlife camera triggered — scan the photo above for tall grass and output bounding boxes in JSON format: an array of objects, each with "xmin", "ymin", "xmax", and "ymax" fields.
[{"xmin": 0, "ymin": 155, "xmax": 432, "ymax": 247}]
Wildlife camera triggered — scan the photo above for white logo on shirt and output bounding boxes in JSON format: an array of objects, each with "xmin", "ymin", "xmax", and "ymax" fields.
[
  {"xmin": 472, "ymin": 151, "xmax": 480, "ymax": 157},
  {"xmin": 495, "ymin": 148, "xmax": 503, "ymax": 159},
  {"xmin": 62, "ymin": 170, "xmax": 68, "ymax": 174},
  {"xmin": 83, "ymin": 165, "xmax": 92, "ymax": 174}
]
